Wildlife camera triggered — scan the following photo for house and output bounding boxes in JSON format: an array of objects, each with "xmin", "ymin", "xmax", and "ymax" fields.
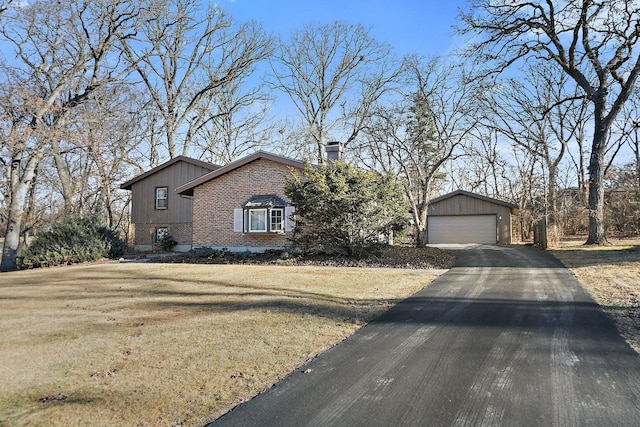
[
  {"xmin": 175, "ymin": 151, "xmax": 305, "ymax": 252},
  {"xmin": 120, "ymin": 156, "xmax": 220, "ymax": 251},
  {"xmin": 427, "ymin": 190, "xmax": 519, "ymax": 244}
]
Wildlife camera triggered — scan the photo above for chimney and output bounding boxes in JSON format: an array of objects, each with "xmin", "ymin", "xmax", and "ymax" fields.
[{"xmin": 325, "ymin": 141, "xmax": 343, "ymax": 163}]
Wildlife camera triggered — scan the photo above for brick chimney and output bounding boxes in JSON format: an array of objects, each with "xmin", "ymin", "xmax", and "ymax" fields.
[{"xmin": 325, "ymin": 141, "xmax": 343, "ymax": 163}]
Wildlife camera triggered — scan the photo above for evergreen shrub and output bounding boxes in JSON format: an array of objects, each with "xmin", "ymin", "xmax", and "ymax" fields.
[
  {"xmin": 18, "ymin": 216, "xmax": 126, "ymax": 269},
  {"xmin": 285, "ymin": 161, "xmax": 407, "ymax": 258}
]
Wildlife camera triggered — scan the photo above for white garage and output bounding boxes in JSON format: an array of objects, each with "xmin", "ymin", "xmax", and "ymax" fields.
[
  {"xmin": 427, "ymin": 190, "xmax": 519, "ymax": 245},
  {"xmin": 428, "ymin": 215, "xmax": 497, "ymax": 244}
]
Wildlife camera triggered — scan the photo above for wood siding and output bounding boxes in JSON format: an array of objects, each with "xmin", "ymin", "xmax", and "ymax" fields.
[
  {"xmin": 130, "ymin": 161, "xmax": 212, "ymax": 224},
  {"xmin": 428, "ymin": 194, "xmax": 514, "ymax": 244},
  {"xmin": 128, "ymin": 160, "xmax": 214, "ymax": 250}
]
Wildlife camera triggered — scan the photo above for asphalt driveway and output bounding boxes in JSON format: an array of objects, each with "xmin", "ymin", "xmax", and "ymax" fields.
[{"xmin": 210, "ymin": 245, "xmax": 640, "ymax": 426}]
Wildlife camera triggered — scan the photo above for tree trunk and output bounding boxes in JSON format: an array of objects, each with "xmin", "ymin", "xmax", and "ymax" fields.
[
  {"xmin": 414, "ymin": 204, "xmax": 429, "ymax": 248},
  {"xmin": 579, "ymin": 144, "xmax": 588, "ymax": 206},
  {"xmin": 1, "ymin": 212, "xmax": 22, "ymax": 272},
  {"xmin": 1, "ymin": 156, "xmax": 41, "ymax": 272},
  {"xmin": 635, "ymin": 139, "xmax": 640, "ymax": 193},
  {"xmin": 585, "ymin": 123, "xmax": 608, "ymax": 245},
  {"xmin": 548, "ymin": 165, "xmax": 559, "ymax": 226},
  {"xmin": 51, "ymin": 141, "xmax": 74, "ymax": 214},
  {"xmin": 415, "ymin": 228, "xmax": 428, "ymax": 248},
  {"xmin": 167, "ymin": 125, "xmax": 176, "ymax": 158}
]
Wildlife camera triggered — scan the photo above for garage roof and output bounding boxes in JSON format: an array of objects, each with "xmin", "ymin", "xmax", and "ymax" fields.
[{"xmin": 430, "ymin": 190, "xmax": 519, "ymax": 214}]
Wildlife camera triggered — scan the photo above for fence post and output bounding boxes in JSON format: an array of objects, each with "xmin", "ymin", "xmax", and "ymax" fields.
[{"xmin": 533, "ymin": 218, "xmax": 548, "ymax": 249}]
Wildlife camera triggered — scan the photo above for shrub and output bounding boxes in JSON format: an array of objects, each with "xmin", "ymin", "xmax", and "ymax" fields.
[
  {"xmin": 158, "ymin": 234, "xmax": 178, "ymax": 251},
  {"xmin": 17, "ymin": 216, "xmax": 126, "ymax": 269},
  {"xmin": 285, "ymin": 161, "xmax": 408, "ymax": 258}
]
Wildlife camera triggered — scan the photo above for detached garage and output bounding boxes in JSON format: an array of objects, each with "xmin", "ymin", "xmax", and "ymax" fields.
[{"xmin": 427, "ymin": 190, "xmax": 519, "ymax": 245}]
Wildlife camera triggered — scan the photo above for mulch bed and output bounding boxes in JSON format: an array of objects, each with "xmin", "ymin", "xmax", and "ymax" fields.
[{"xmin": 150, "ymin": 246, "xmax": 456, "ymax": 270}]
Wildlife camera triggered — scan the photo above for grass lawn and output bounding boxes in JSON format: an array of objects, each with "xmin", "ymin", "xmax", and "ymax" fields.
[
  {"xmin": 551, "ymin": 238, "xmax": 640, "ymax": 353},
  {"xmin": 0, "ymin": 261, "xmax": 441, "ymax": 426}
]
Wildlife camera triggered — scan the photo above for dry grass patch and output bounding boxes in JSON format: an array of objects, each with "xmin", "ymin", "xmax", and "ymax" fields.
[
  {"xmin": 551, "ymin": 238, "xmax": 640, "ymax": 353},
  {"xmin": 0, "ymin": 262, "xmax": 440, "ymax": 426}
]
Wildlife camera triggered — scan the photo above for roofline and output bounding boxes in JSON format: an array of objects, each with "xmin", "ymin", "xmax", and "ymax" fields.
[
  {"xmin": 430, "ymin": 189, "xmax": 519, "ymax": 211},
  {"xmin": 120, "ymin": 156, "xmax": 221, "ymax": 190},
  {"xmin": 176, "ymin": 151, "xmax": 306, "ymax": 196}
]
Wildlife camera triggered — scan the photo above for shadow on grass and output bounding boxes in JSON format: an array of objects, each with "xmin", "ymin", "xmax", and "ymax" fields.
[{"xmin": 5, "ymin": 244, "xmax": 638, "ymax": 345}]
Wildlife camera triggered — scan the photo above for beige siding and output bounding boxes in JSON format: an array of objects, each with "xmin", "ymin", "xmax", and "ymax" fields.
[
  {"xmin": 192, "ymin": 159, "xmax": 299, "ymax": 250},
  {"xmin": 428, "ymin": 194, "xmax": 514, "ymax": 244},
  {"xmin": 428, "ymin": 215, "xmax": 497, "ymax": 244},
  {"xmin": 130, "ymin": 161, "xmax": 212, "ymax": 249},
  {"xmin": 131, "ymin": 162, "xmax": 212, "ymax": 224}
]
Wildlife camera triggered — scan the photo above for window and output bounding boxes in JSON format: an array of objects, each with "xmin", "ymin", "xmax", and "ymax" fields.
[
  {"xmin": 155, "ymin": 187, "xmax": 168, "ymax": 210},
  {"xmin": 245, "ymin": 208, "xmax": 283, "ymax": 233},
  {"xmin": 155, "ymin": 227, "xmax": 169, "ymax": 242},
  {"xmin": 248, "ymin": 208, "xmax": 268, "ymax": 232},
  {"xmin": 234, "ymin": 195, "xmax": 292, "ymax": 234},
  {"xmin": 271, "ymin": 208, "xmax": 283, "ymax": 232}
]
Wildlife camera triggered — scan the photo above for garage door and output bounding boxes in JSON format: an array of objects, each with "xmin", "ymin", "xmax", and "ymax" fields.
[{"xmin": 428, "ymin": 215, "xmax": 496, "ymax": 244}]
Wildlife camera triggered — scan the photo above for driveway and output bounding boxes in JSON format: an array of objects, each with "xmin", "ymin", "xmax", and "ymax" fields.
[{"xmin": 210, "ymin": 245, "xmax": 640, "ymax": 426}]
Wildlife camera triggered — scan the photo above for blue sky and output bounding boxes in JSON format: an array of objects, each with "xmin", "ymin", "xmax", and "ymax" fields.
[{"xmin": 223, "ymin": 0, "xmax": 467, "ymax": 56}]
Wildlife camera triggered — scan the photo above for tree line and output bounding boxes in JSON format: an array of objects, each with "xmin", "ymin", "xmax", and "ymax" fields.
[{"xmin": 2, "ymin": 0, "xmax": 640, "ymax": 271}]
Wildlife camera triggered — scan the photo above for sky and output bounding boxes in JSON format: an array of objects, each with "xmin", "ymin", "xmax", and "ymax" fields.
[
  {"xmin": 222, "ymin": 0, "xmax": 468, "ymax": 57},
  {"xmin": 218, "ymin": 0, "xmax": 471, "ymax": 149},
  {"xmin": 220, "ymin": 0, "xmax": 639, "ymax": 168}
]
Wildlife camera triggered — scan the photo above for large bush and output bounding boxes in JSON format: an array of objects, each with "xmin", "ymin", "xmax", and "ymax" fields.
[
  {"xmin": 18, "ymin": 216, "xmax": 127, "ymax": 269},
  {"xmin": 285, "ymin": 161, "xmax": 408, "ymax": 258}
]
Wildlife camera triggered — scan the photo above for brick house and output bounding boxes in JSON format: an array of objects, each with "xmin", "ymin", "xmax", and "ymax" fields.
[
  {"xmin": 175, "ymin": 151, "xmax": 305, "ymax": 252},
  {"xmin": 120, "ymin": 156, "xmax": 220, "ymax": 251}
]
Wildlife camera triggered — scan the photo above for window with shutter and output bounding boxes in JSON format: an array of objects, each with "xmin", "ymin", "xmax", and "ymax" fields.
[
  {"xmin": 233, "ymin": 209, "xmax": 243, "ymax": 232},
  {"xmin": 285, "ymin": 206, "xmax": 295, "ymax": 232},
  {"xmin": 235, "ymin": 195, "xmax": 293, "ymax": 234}
]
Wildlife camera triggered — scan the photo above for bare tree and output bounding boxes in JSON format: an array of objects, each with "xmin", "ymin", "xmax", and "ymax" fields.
[
  {"xmin": 359, "ymin": 56, "xmax": 476, "ymax": 247},
  {"xmin": 193, "ymin": 76, "xmax": 275, "ymax": 164},
  {"xmin": 449, "ymin": 128, "xmax": 512, "ymax": 198},
  {"xmin": 0, "ymin": 78, "xmax": 51, "ymax": 270},
  {"xmin": 120, "ymin": 0, "xmax": 272, "ymax": 160},
  {"xmin": 480, "ymin": 63, "xmax": 590, "ymax": 227},
  {"xmin": 460, "ymin": 0, "xmax": 640, "ymax": 244},
  {"xmin": 0, "ymin": 0, "xmax": 12, "ymax": 15},
  {"xmin": 269, "ymin": 21, "xmax": 398, "ymax": 163},
  {"xmin": 0, "ymin": 0, "xmax": 138, "ymax": 271},
  {"xmin": 617, "ymin": 94, "xmax": 640, "ymax": 193},
  {"xmin": 73, "ymin": 86, "xmax": 146, "ymax": 228}
]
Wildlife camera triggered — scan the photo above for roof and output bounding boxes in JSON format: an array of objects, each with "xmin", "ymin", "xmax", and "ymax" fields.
[
  {"xmin": 120, "ymin": 156, "xmax": 221, "ymax": 190},
  {"xmin": 176, "ymin": 151, "xmax": 306, "ymax": 196},
  {"xmin": 430, "ymin": 189, "xmax": 519, "ymax": 212},
  {"xmin": 242, "ymin": 194, "xmax": 288, "ymax": 208}
]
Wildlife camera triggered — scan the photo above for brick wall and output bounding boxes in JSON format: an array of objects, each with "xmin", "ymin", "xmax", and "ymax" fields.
[{"xmin": 192, "ymin": 158, "xmax": 300, "ymax": 250}]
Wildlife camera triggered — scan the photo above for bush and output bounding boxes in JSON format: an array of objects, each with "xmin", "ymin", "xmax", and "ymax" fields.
[
  {"xmin": 158, "ymin": 234, "xmax": 178, "ymax": 251},
  {"xmin": 17, "ymin": 216, "xmax": 126, "ymax": 269},
  {"xmin": 285, "ymin": 161, "xmax": 408, "ymax": 258}
]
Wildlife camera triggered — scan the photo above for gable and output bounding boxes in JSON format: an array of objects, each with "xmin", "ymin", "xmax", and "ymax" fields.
[
  {"xmin": 176, "ymin": 151, "xmax": 305, "ymax": 196},
  {"xmin": 125, "ymin": 158, "xmax": 220, "ymax": 225},
  {"xmin": 120, "ymin": 156, "xmax": 219, "ymax": 190},
  {"xmin": 428, "ymin": 190, "xmax": 519, "ymax": 216},
  {"xmin": 191, "ymin": 157, "xmax": 299, "ymax": 249}
]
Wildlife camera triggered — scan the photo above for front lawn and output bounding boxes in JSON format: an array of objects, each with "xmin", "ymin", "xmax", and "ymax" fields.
[
  {"xmin": 0, "ymin": 261, "xmax": 442, "ymax": 426},
  {"xmin": 551, "ymin": 238, "xmax": 640, "ymax": 353}
]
